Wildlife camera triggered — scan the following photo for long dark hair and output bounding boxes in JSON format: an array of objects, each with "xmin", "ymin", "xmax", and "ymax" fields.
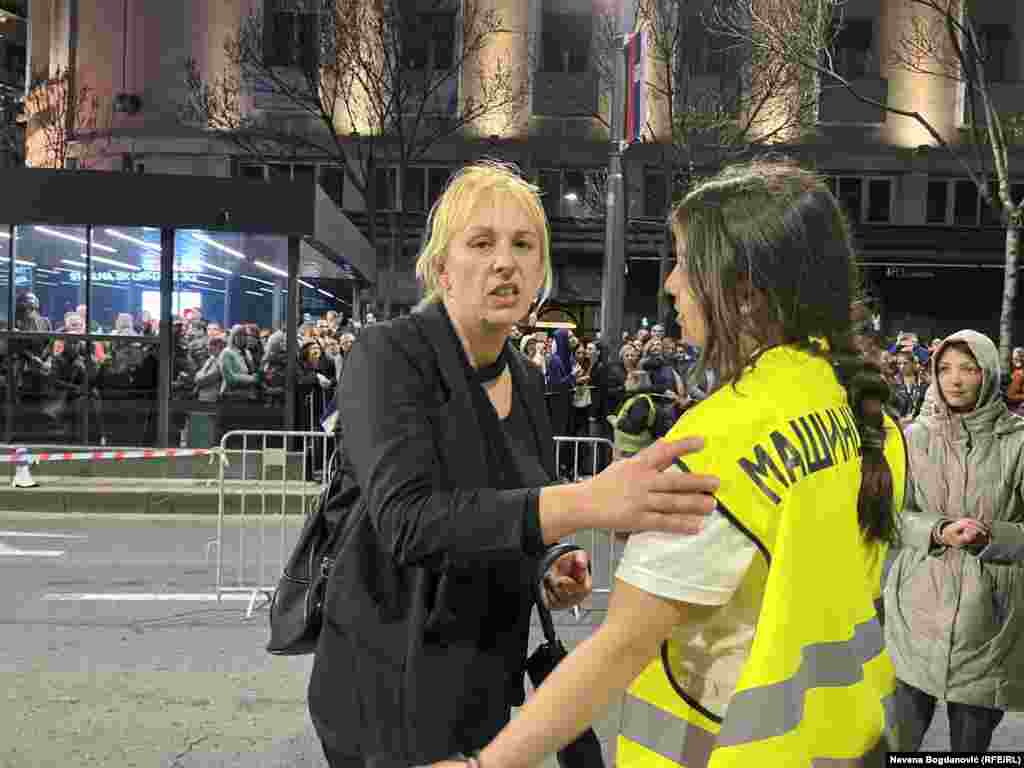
[{"xmin": 669, "ymin": 158, "xmax": 897, "ymax": 545}]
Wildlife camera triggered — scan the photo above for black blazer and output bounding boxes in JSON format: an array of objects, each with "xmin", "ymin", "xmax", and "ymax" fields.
[{"xmin": 309, "ymin": 302, "xmax": 556, "ymax": 766}]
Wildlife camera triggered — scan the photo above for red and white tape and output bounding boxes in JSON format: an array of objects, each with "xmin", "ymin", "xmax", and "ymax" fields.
[{"xmin": 2, "ymin": 447, "xmax": 219, "ymax": 465}]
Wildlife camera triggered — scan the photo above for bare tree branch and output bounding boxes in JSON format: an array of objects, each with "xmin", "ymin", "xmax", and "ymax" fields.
[
  {"xmin": 179, "ymin": 0, "xmax": 530, "ymax": 315},
  {"xmin": 712, "ymin": 0, "xmax": 1023, "ymax": 363}
]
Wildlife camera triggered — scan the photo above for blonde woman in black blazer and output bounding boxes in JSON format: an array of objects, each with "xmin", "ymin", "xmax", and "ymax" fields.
[{"xmin": 307, "ymin": 160, "xmax": 719, "ymax": 768}]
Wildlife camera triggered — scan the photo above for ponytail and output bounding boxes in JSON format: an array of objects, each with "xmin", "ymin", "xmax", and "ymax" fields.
[{"xmin": 825, "ymin": 339, "xmax": 899, "ymax": 546}]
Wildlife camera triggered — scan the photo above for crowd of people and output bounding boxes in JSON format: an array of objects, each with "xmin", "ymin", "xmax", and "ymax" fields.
[
  {"xmin": 6, "ymin": 273, "xmax": 719, "ymax": 459},
  {"xmin": 3, "ymin": 293, "xmax": 371, "ymax": 444}
]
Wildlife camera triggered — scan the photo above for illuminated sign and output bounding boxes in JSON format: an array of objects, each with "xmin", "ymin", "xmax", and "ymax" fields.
[{"xmin": 62, "ymin": 270, "xmax": 208, "ymax": 284}]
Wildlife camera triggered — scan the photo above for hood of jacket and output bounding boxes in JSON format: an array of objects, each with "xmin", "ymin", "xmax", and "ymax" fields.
[
  {"xmin": 921, "ymin": 329, "xmax": 1023, "ymax": 437},
  {"xmin": 228, "ymin": 324, "xmax": 247, "ymax": 350},
  {"xmin": 552, "ymin": 329, "xmax": 573, "ymax": 374},
  {"xmin": 265, "ymin": 330, "xmax": 287, "ymax": 360}
]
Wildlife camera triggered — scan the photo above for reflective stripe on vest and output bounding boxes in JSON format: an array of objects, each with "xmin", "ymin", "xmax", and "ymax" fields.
[
  {"xmin": 716, "ymin": 615, "xmax": 884, "ymax": 747},
  {"xmin": 620, "ymin": 693, "xmax": 889, "ymax": 767},
  {"xmin": 620, "ymin": 619, "xmax": 893, "ymax": 767},
  {"xmin": 619, "ymin": 693, "xmax": 716, "ymax": 767}
]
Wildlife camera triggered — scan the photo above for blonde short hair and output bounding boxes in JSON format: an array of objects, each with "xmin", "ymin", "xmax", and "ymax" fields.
[{"xmin": 414, "ymin": 160, "xmax": 554, "ymax": 311}]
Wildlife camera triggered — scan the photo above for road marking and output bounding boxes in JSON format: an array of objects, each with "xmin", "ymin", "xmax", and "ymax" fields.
[
  {"xmin": 0, "ymin": 530, "xmax": 88, "ymax": 539},
  {"xmin": 0, "ymin": 548, "xmax": 65, "ymax": 557},
  {"xmin": 42, "ymin": 592, "xmax": 258, "ymax": 602}
]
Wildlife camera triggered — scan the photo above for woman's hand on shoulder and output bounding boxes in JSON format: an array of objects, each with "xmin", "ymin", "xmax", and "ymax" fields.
[{"xmin": 578, "ymin": 437, "xmax": 718, "ymax": 535}]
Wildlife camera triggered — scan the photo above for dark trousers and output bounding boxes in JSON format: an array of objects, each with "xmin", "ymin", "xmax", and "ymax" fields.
[{"xmin": 893, "ymin": 679, "xmax": 1005, "ymax": 752}]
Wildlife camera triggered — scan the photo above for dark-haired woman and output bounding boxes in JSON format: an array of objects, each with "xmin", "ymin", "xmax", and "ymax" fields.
[
  {"xmin": 884, "ymin": 332, "xmax": 1024, "ymax": 752},
  {"xmin": 431, "ymin": 159, "xmax": 907, "ymax": 768}
]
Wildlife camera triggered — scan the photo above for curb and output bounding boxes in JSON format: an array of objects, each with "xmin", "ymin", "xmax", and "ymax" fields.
[
  {"xmin": 0, "ymin": 486, "xmax": 221, "ymax": 515},
  {"xmin": 0, "ymin": 482, "xmax": 320, "ymax": 515}
]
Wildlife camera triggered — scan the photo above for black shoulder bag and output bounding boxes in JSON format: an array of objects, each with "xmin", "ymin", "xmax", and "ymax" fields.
[
  {"xmin": 266, "ymin": 450, "xmax": 361, "ymax": 655},
  {"xmin": 526, "ymin": 543, "xmax": 607, "ymax": 768}
]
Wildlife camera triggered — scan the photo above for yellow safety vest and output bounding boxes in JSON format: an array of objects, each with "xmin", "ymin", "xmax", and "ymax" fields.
[
  {"xmin": 608, "ymin": 393, "xmax": 659, "ymax": 457},
  {"xmin": 617, "ymin": 345, "xmax": 907, "ymax": 768}
]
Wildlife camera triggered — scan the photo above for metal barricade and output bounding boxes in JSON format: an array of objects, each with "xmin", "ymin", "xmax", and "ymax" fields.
[
  {"xmin": 214, "ymin": 429, "xmax": 333, "ymax": 616},
  {"xmin": 552, "ymin": 435, "xmax": 623, "ymax": 616}
]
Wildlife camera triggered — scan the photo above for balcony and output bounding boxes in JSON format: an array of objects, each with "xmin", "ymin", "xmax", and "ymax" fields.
[
  {"xmin": 533, "ymin": 71, "xmax": 599, "ymax": 118},
  {"xmin": 818, "ymin": 78, "xmax": 888, "ymax": 125}
]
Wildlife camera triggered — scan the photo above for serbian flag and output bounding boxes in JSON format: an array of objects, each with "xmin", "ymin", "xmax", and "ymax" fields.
[{"xmin": 624, "ymin": 30, "xmax": 645, "ymax": 145}]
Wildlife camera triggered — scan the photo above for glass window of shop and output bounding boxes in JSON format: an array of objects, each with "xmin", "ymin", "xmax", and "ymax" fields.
[
  {"xmin": 5, "ymin": 224, "xmax": 161, "ymax": 446},
  {"xmin": 169, "ymin": 229, "xmax": 291, "ymax": 441},
  {"xmin": 10, "ymin": 225, "xmax": 88, "ymax": 332},
  {"xmin": 0, "ymin": 225, "xmax": 11, "ymax": 328}
]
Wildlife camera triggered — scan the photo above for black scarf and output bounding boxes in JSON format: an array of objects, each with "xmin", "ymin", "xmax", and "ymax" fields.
[{"xmin": 438, "ymin": 306, "xmax": 523, "ymax": 491}]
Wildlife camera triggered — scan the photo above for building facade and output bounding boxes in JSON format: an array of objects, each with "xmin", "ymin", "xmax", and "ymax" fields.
[
  {"xmin": 0, "ymin": 0, "xmax": 27, "ymax": 168},
  {"xmin": 20, "ymin": 0, "xmax": 1024, "ymax": 340}
]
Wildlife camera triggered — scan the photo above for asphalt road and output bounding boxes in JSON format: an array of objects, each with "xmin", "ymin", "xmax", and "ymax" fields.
[{"xmin": 2, "ymin": 511, "xmax": 1022, "ymax": 767}]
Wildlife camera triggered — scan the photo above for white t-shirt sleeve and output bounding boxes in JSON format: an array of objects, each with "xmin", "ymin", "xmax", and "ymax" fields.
[{"xmin": 615, "ymin": 507, "xmax": 759, "ymax": 606}]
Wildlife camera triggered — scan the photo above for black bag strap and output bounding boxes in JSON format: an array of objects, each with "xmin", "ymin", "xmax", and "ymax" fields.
[{"xmin": 534, "ymin": 543, "xmax": 584, "ymax": 646}]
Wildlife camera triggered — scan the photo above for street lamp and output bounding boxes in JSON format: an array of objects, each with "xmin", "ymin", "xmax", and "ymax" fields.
[{"xmin": 600, "ymin": 0, "xmax": 634, "ymax": 346}]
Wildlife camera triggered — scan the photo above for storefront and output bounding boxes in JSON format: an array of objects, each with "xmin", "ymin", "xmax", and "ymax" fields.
[{"xmin": 0, "ymin": 167, "xmax": 375, "ymax": 447}]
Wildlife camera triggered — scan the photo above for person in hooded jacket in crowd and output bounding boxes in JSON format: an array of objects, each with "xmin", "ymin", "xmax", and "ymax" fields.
[
  {"xmin": 545, "ymin": 328, "xmax": 575, "ymax": 476},
  {"xmin": 884, "ymin": 329, "xmax": 1024, "ymax": 752}
]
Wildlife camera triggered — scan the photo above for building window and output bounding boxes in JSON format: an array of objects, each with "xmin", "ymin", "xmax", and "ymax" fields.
[
  {"xmin": 268, "ymin": 162, "xmax": 292, "ymax": 183},
  {"xmin": 928, "ymin": 178, "xmax": 1011, "ymax": 225},
  {"xmin": 538, "ymin": 169, "xmax": 562, "ymax": 218},
  {"xmin": 403, "ymin": 167, "xmax": 427, "ymax": 212},
  {"xmin": 832, "ymin": 18, "xmax": 874, "ymax": 79},
  {"xmin": 239, "ymin": 161, "xmax": 344, "ymax": 208},
  {"xmin": 428, "ymin": 167, "xmax": 450, "ymax": 209},
  {"xmin": 318, "ymin": 166, "xmax": 345, "ymax": 208},
  {"xmin": 398, "ymin": 166, "xmax": 451, "ymax": 212},
  {"xmin": 953, "ymin": 180, "xmax": 978, "ymax": 225},
  {"xmin": 541, "ymin": 11, "xmax": 592, "ymax": 73},
  {"xmin": 644, "ymin": 168, "xmax": 691, "ymax": 217},
  {"xmin": 837, "ymin": 177, "xmax": 864, "ymax": 222},
  {"xmin": 827, "ymin": 176, "xmax": 892, "ymax": 223},
  {"xmin": 866, "ymin": 179, "xmax": 892, "ymax": 223},
  {"xmin": 241, "ymin": 163, "xmax": 267, "ymax": 181},
  {"xmin": 375, "ymin": 167, "xmax": 399, "ymax": 211},
  {"xmin": 926, "ymin": 180, "xmax": 948, "ymax": 223},
  {"xmin": 402, "ymin": 12, "xmax": 456, "ymax": 71},
  {"xmin": 537, "ymin": 168, "xmax": 604, "ymax": 218},
  {"xmin": 644, "ymin": 169, "xmax": 668, "ymax": 219},
  {"xmin": 263, "ymin": 1, "xmax": 320, "ymax": 71},
  {"xmin": 978, "ymin": 24, "xmax": 1012, "ymax": 83}
]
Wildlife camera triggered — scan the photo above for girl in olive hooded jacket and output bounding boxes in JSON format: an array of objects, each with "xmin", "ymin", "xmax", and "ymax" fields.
[{"xmin": 884, "ymin": 329, "xmax": 1024, "ymax": 752}]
